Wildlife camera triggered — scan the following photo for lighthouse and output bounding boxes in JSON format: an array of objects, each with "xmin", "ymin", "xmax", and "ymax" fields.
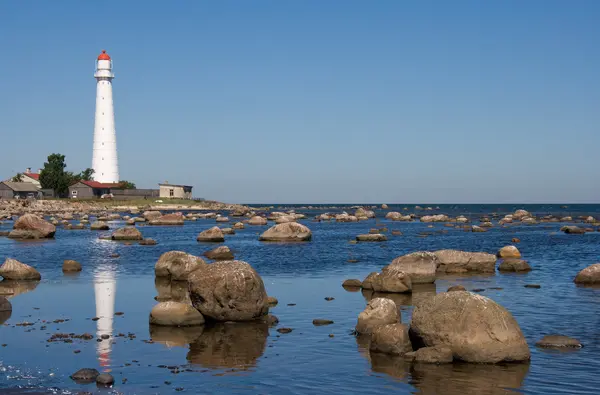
[{"xmin": 92, "ymin": 50, "xmax": 120, "ymax": 183}]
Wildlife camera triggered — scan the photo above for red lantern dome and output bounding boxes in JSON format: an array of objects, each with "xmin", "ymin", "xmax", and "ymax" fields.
[{"xmin": 97, "ymin": 50, "xmax": 111, "ymax": 61}]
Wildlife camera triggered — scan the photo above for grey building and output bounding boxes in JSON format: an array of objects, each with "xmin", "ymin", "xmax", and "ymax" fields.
[
  {"xmin": 0, "ymin": 182, "xmax": 43, "ymax": 199},
  {"xmin": 159, "ymin": 183, "xmax": 193, "ymax": 199}
]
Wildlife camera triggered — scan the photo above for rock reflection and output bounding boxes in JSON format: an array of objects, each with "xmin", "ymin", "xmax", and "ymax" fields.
[
  {"xmin": 186, "ymin": 321, "xmax": 269, "ymax": 370},
  {"xmin": 409, "ymin": 362, "xmax": 530, "ymax": 395},
  {"xmin": 150, "ymin": 325, "xmax": 204, "ymax": 348},
  {"xmin": 154, "ymin": 277, "xmax": 191, "ymax": 303},
  {"xmin": 361, "ymin": 283, "xmax": 437, "ymax": 308},
  {"xmin": 0, "ymin": 310, "xmax": 11, "ymax": 325},
  {"xmin": 94, "ymin": 266, "xmax": 116, "ymax": 372},
  {"xmin": 0, "ymin": 280, "xmax": 40, "ymax": 298},
  {"xmin": 370, "ymin": 353, "xmax": 529, "ymax": 395}
]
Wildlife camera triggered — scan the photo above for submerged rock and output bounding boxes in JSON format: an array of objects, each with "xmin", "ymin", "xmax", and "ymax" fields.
[
  {"xmin": 139, "ymin": 238, "xmax": 158, "ymax": 245},
  {"xmin": 149, "ymin": 301, "xmax": 205, "ymax": 326},
  {"xmin": 10, "ymin": 214, "xmax": 56, "ymax": 239},
  {"xmin": 535, "ymin": 335, "xmax": 583, "ymax": 348},
  {"xmin": 369, "ymin": 323, "xmax": 412, "ymax": 355},
  {"xmin": 259, "ymin": 222, "xmax": 312, "ymax": 242},
  {"xmin": 0, "ymin": 258, "xmax": 41, "ymax": 281},
  {"xmin": 96, "ymin": 373, "xmax": 115, "ymax": 387},
  {"xmin": 155, "ymin": 251, "xmax": 206, "ymax": 281},
  {"xmin": 447, "ymin": 285, "xmax": 466, "ymax": 292},
  {"xmin": 203, "ymin": 246, "xmax": 234, "ymax": 261},
  {"xmin": 188, "ymin": 260, "xmax": 267, "ymax": 321},
  {"xmin": 356, "ymin": 234, "xmax": 387, "ymax": 242},
  {"xmin": 196, "ymin": 226, "xmax": 225, "ymax": 242},
  {"xmin": 574, "ymin": 263, "xmax": 600, "ymax": 284},
  {"xmin": 561, "ymin": 226, "xmax": 586, "ymax": 234},
  {"xmin": 355, "ymin": 298, "xmax": 400, "ymax": 334},
  {"xmin": 111, "ymin": 226, "xmax": 143, "ymax": 241},
  {"xmin": 62, "ymin": 260, "xmax": 82, "ymax": 273},
  {"xmin": 409, "ymin": 292, "xmax": 530, "ymax": 363}
]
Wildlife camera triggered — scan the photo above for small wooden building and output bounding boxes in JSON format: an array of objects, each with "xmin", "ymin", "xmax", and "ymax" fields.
[
  {"xmin": 0, "ymin": 182, "xmax": 43, "ymax": 199},
  {"xmin": 159, "ymin": 183, "xmax": 193, "ymax": 199},
  {"xmin": 69, "ymin": 181, "xmax": 123, "ymax": 199}
]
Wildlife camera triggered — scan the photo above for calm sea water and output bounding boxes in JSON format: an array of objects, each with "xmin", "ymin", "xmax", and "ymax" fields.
[{"xmin": 1, "ymin": 204, "xmax": 600, "ymax": 394}]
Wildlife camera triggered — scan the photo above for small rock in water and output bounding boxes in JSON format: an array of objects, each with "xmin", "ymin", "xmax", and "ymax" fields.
[
  {"xmin": 100, "ymin": 334, "xmax": 110, "ymax": 339},
  {"xmin": 342, "ymin": 279, "xmax": 362, "ymax": 288},
  {"xmin": 312, "ymin": 319, "xmax": 334, "ymax": 326},
  {"xmin": 96, "ymin": 373, "xmax": 115, "ymax": 387},
  {"xmin": 512, "ymin": 238, "xmax": 521, "ymax": 243},
  {"xmin": 536, "ymin": 335, "xmax": 583, "ymax": 349},
  {"xmin": 324, "ymin": 297, "xmax": 335, "ymax": 301},
  {"xmin": 109, "ymin": 253, "xmax": 120, "ymax": 258},
  {"xmin": 329, "ymin": 334, "xmax": 335, "ymax": 338},
  {"xmin": 347, "ymin": 259, "xmax": 359, "ymax": 263},
  {"xmin": 70, "ymin": 368, "xmax": 100, "ymax": 383},
  {"xmin": 524, "ymin": 284, "xmax": 541, "ymax": 289},
  {"xmin": 472, "ymin": 288, "xmax": 485, "ymax": 292},
  {"xmin": 62, "ymin": 260, "xmax": 82, "ymax": 273},
  {"xmin": 447, "ymin": 285, "xmax": 466, "ymax": 292},
  {"xmin": 277, "ymin": 328, "xmax": 293, "ymax": 334},
  {"xmin": 287, "ymin": 303, "xmax": 296, "ymax": 306}
]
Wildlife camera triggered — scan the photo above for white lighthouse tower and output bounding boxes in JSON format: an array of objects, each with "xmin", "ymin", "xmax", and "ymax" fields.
[{"xmin": 92, "ymin": 50, "xmax": 120, "ymax": 183}]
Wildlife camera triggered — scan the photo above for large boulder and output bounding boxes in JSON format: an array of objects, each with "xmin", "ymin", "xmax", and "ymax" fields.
[
  {"xmin": 197, "ymin": 226, "xmax": 225, "ymax": 242},
  {"xmin": 336, "ymin": 214, "xmax": 359, "ymax": 222},
  {"xmin": 371, "ymin": 267, "xmax": 412, "ymax": 293},
  {"xmin": 0, "ymin": 258, "xmax": 41, "ymax": 281},
  {"xmin": 149, "ymin": 301, "xmax": 205, "ymax": 326},
  {"xmin": 386, "ymin": 252, "xmax": 437, "ymax": 284},
  {"xmin": 90, "ymin": 221, "xmax": 109, "ymax": 230},
  {"xmin": 10, "ymin": 214, "xmax": 56, "ymax": 239},
  {"xmin": 248, "ymin": 216, "xmax": 267, "ymax": 226},
  {"xmin": 433, "ymin": 250, "xmax": 497, "ymax": 273},
  {"xmin": 203, "ymin": 246, "xmax": 234, "ymax": 261},
  {"xmin": 155, "ymin": 251, "xmax": 206, "ymax": 280},
  {"xmin": 111, "ymin": 227, "xmax": 143, "ymax": 241},
  {"xmin": 409, "ymin": 292, "xmax": 530, "ymax": 363},
  {"xmin": 188, "ymin": 260, "xmax": 267, "ymax": 321},
  {"xmin": 355, "ymin": 298, "xmax": 400, "ymax": 334},
  {"xmin": 143, "ymin": 211, "xmax": 162, "ymax": 221},
  {"xmin": 369, "ymin": 323, "xmax": 412, "ymax": 355},
  {"xmin": 275, "ymin": 215, "xmax": 296, "ymax": 224},
  {"xmin": 513, "ymin": 209, "xmax": 531, "ymax": 220},
  {"xmin": 497, "ymin": 246, "xmax": 521, "ymax": 259},
  {"xmin": 361, "ymin": 272, "xmax": 379, "ymax": 289},
  {"xmin": 259, "ymin": 222, "xmax": 312, "ymax": 242},
  {"xmin": 149, "ymin": 213, "xmax": 185, "ymax": 225},
  {"xmin": 574, "ymin": 263, "xmax": 600, "ymax": 285}
]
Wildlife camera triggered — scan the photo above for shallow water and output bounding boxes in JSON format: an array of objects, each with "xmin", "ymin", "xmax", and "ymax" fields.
[{"xmin": 1, "ymin": 204, "xmax": 600, "ymax": 394}]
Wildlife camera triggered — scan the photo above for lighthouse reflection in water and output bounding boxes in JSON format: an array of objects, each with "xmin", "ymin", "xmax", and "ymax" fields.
[{"xmin": 94, "ymin": 263, "xmax": 117, "ymax": 372}]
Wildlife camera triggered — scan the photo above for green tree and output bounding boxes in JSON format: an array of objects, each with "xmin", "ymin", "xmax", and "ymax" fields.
[
  {"xmin": 39, "ymin": 154, "xmax": 71, "ymax": 197},
  {"xmin": 10, "ymin": 173, "xmax": 23, "ymax": 182},
  {"xmin": 119, "ymin": 180, "xmax": 136, "ymax": 189},
  {"xmin": 77, "ymin": 168, "xmax": 95, "ymax": 181}
]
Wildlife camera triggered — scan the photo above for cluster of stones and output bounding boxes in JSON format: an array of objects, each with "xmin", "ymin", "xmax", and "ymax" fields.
[{"xmin": 150, "ymin": 251, "xmax": 271, "ymax": 326}]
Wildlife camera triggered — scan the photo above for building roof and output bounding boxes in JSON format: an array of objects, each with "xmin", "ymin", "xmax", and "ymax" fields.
[
  {"xmin": 1, "ymin": 182, "xmax": 41, "ymax": 192},
  {"xmin": 159, "ymin": 183, "xmax": 193, "ymax": 188},
  {"xmin": 23, "ymin": 172, "xmax": 40, "ymax": 181},
  {"xmin": 76, "ymin": 180, "xmax": 123, "ymax": 189}
]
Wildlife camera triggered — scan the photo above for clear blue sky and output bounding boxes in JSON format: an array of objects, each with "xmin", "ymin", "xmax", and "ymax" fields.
[{"xmin": 1, "ymin": 0, "xmax": 598, "ymax": 204}]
